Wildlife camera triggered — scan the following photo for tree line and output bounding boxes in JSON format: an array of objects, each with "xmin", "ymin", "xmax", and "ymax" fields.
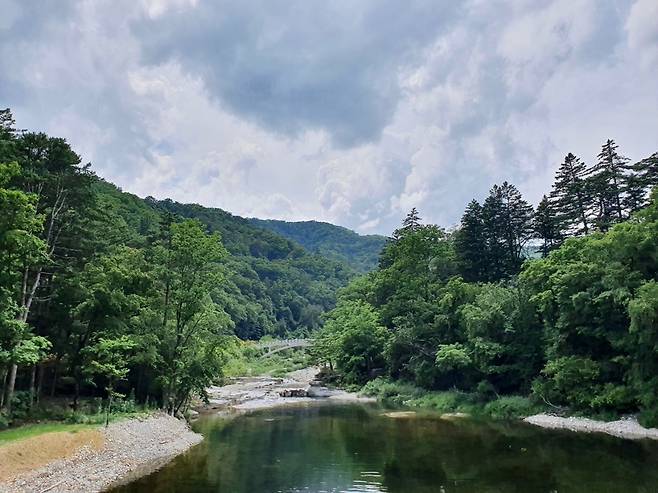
[
  {"xmin": 313, "ymin": 139, "xmax": 658, "ymax": 425},
  {"xmin": 456, "ymin": 140, "xmax": 658, "ymax": 282}
]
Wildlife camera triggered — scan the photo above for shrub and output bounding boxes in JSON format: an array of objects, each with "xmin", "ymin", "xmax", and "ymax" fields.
[{"xmin": 483, "ymin": 396, "xmax": 538, "ymax": 419}]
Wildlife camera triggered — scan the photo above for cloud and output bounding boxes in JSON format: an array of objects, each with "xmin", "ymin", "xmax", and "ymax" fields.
[
  {"xmin": 134, "ymin": 0, "xmax": 460, "ymax": 147},
  {"xmin": 0, "ymin": 0, "xmax": 656, "ymax": 235}
]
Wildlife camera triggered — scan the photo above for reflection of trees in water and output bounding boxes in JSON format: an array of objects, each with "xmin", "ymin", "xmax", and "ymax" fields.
[{"xmin": 112, "ymin": 405, "xmax": 658, "ymax": 493}]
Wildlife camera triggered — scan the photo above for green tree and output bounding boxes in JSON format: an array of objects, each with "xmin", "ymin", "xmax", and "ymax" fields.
[
  {"xmin": 587, "ymin": 139, "xmax": 631, "ymax": 230},
  {"xmin": 454, "ymin": 200, "xmax": 487, "ymax": 281},
  {"xmin": 314, "ymin": 300, "xmax": 390, "ymax": 385},
  {"xmin": 151, "ymin": 220, "xmax": 233, "ymax": 414},
  {"xmin": 83, "ymin": 336, "xmax": 136, "ymax": 426},
  {"xmin": 533, "ymin": 195, "xmax": 562, "ymax": 256},
  {"xmin": 0, "ymin": 161, "xmax": 47, "ymax": 413},
  {"xmin": 481, "ymin": 182, "xmax": 533, "ymax": 280},
  {"xmin": 550, "ymin": 153, "xmax": 592, "ymax": 236}
]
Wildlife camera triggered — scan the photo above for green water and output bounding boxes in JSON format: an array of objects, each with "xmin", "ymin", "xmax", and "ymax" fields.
[{"xmin": 111, "ymin": 403, "xmax": 658, "ymax": 493}]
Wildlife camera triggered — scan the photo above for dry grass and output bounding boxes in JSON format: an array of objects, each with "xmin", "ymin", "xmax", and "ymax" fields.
[{"xmin": 0, "ymin": 429, "xmax": 105, "ymax": 482}]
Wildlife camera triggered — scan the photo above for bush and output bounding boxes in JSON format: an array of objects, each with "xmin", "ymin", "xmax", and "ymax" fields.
[
  {"xmin": 483, "ymin": 396, "xmax": 538, "ymax": 419},
  {"xmin": 360, "ymin": 378, "xmax": 421, "ymax": 405},
  {"xmin": 0, "ymin": 411, "xmax": 9, "ymax": 430},
  {"xmin": 407, "ymin": 391, "xmax": 476, "ymax": 413}
]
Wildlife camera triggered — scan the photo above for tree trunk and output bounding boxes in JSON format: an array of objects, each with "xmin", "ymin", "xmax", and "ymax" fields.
[
  {"xmin": 50, "ymin": 363, "xmax": 59, "ymax": 398},
  {"xmin": 3, "ymin": 364, "xmax": 18, "ymax": 413},
  {"xmin": 73, "ymin": 379, "xmax": 80, "ymax": 411},
  {"xmin": 105, "ymin": 387, "xmax": 113, "ymax": 428},
  {"xmin": 0, "ymin": 367, "xmax": 7, "ymax": 408},
  {"xmin": 29, "ymin": 365, "xmax": 36, "ymax": 410},
  {"xmin": 36, "ymin": 363, "xmax": 44, "ymax": 405}
]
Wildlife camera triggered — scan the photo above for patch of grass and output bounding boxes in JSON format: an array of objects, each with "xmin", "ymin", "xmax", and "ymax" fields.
[
  {"xmin": 0, "ymin": 422, "xmax": 97, "ymax": 445},
  {"xmin": 0, "ymin": 409, "xmax": 152, "ymax": 444}
]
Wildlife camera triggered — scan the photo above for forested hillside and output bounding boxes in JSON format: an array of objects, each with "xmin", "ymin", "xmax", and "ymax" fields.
[
  {"xmin": 249, "ymin": 218, "xmax": 386, "ymax": 272},
  {"xmin": 113, "ymin": 190, "xmax": 354, "ymax": 340},
  {"xmin": 314, "ymin": 140, "xmax": 658, "ymax": 425},
  {"xmin": 0, "ymin": 109, "xmax": 352, "ymax": 424}
]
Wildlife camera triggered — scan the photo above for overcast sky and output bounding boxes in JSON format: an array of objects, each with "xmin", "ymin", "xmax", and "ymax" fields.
[{"xmin": 1, "ymin": 0, "xmax": 657, "ymax": 235}]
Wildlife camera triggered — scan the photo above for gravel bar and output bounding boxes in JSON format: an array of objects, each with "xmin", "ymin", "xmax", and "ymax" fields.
[
  {"xmin": 0, "ymin": 413, "xmax": 203, "ymax": 493},
  {"xmin": 524, "ymin": 413, "xmax": 658, "ymax": 440}
]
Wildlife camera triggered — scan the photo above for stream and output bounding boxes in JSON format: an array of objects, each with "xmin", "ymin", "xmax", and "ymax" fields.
[{"xmin": 110, "ymin": 402, "xmax": 658, "ymax": 493}]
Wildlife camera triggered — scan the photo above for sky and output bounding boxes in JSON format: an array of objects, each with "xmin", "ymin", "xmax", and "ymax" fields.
[{"xmin": 1, "ymin": 0, "xmax": 657, "ymax": 235}]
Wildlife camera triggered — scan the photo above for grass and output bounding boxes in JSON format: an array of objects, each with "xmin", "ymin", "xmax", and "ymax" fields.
[
  {"xmin": 360, "ymin": 377, "xmax": 543, "ymax": 420},
  {"xmin": 0, "ymin": 422, "xmax": 98, "ymax": 445}
]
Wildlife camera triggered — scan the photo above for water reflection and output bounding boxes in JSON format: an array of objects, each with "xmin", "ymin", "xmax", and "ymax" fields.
[{"xmin": 111, "ymin": 403, "xmax": 658, "ymax": 493}]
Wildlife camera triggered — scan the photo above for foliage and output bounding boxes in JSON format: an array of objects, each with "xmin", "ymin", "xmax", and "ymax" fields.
[
  {"xmin": 250, "ymin": 218, "xmax": 386, "ymax": 272},
  {"xmin": 313, "ymin": 300, "xmax": 389, "ymax": 384}
]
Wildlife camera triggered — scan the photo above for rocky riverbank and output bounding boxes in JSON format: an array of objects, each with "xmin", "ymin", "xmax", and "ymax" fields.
[
  {"xmin": 0, "ymin": 414, "xmax": 202, "ymax": 493},
  {"xmin": 524, "ymin": 413, "xmax": 658, "ymax": 440},
  {"xmin": 200, "ymin": 367, "xmax": 374, "ymax": 413}
]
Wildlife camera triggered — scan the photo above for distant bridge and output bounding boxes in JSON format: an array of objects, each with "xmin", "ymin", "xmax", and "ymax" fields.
[{"xmin": 254, "ymin": 338, "xmax": 313, "ymax": 357}]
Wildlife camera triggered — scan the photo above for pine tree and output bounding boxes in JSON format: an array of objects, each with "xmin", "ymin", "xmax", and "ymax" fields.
[
  {"xmin": 392, "ymin": 207, "xmax": 422, "ymax": 240},
  {"xmin": 550, "ymin": 153, "xmax": 592, "ymax": 237},
  {"xmin": 481, "ymin": 182, "xmax": 533, "ymax": 280},
  {"xmin": 623, "ymin": 172, "xmax": 647, "ymax": 214},
  {"xmin": 534, "ymin": 195, "xmax": 562, "ymax": 257},
  {"xmin": 588, "ymin": 139, "xmax": 631, "ymax": 231},
  {"xmin": 626, "ymin": 152, "xmax": 658, "ymax": 211},
  {"xmin": 454, "ymin": 200, "xmax": 487, "ymax": 282}
]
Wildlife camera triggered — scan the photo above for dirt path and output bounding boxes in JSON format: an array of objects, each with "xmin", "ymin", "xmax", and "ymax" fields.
[{"xmin": 200, "ymin": 367, "xmax": 374, "ymax": 413}]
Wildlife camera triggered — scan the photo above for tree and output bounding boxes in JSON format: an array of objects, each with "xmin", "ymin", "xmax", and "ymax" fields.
[
  {"xmin": 533, "ymin": 195, "xmax": 562, "ymax": 256},
  {"xmin": 454, "ymin": 200, "xmax": 487, "ymax": 281},
  {"xmin": 66, "ymin": 247, "xmax": 150, "ymax": 409},
  {"xmin": 550, "ymin": 153, "xmax": 592, "ymax": 236},
  {"xmin": 626, "ymin": 152, "xmax": 658, "ymax": 212},
  {"xmin": 587, "ymin": 139, "xmax": 631, "ymax": 230},
  {"xmin": 481, "ymin": 182, "xmax": 533, "ymax": 280},
  {"xmin": 151, "ymin": 220, "xmax": 233, "ymax": 414},
  {"xmin": 0, "ymin": 161, "xmax": 47, "ymax": 412},
  {"xmin": 83, "ymin": 336, "xmax": 136, "ymax": 426},
  {"xmin": 314, "ymin": 300, "xmax": 390, "ymax": 385},
  {"xmin": 392, "ymin": 208, "xmax": 422, "ymax": 240}
]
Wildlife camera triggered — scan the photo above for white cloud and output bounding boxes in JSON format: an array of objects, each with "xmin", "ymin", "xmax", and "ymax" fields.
[{"xmin": 1, "ymin": 0, "xmax": 656, "ymax": 235}]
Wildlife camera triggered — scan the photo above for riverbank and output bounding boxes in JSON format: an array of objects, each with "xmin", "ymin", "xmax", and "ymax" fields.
[
  {"xmin": 0, "ymin": 413, "xmax": 202, "ymax": 493},
  {"xmin": 359, "ymin": 377, "xmax": 658, "ymax": 441},
  {"xmin": 524, "ymin": 413, "xmax": 658, "ymax": 440},
  {"xmin": 200, "ymin": 367, "xmax": 374, "ymax": 413}
]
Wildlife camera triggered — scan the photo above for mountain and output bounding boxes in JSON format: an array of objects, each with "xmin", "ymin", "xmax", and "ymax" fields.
[
  {"xmin": 249, "ymin": 219, "xmax": 387, "ymax": 272},
  {"xmin": 94, "ymin": 180, "xmax": 354, "ymax": 339}
]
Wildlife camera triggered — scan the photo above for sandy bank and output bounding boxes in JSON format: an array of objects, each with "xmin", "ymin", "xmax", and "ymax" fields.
[
  {"xmin": 524, "ymin": 413, "xmax": 658, "ymax": 440},
  {"xmin": 0, "ymin": 413, "xmax": 202, "ymax": 493}
]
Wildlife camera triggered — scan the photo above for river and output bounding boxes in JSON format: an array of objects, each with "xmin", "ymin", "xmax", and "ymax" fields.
[{"xmin": 111, "ymin": 402, "xmax": 658, "ymax": 493}]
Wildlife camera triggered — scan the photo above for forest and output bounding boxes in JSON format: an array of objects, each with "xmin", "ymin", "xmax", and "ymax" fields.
[
  {"xmin": 3, "ymin": 101, "xmax": 658, "ymax": 430},
  {"xmin": 0, "ymin": 109, "xmax": 369, "ymax": 426},
  {"xmin": 313, "ymin": 141, "xmax": 658, "ymax": 425}
]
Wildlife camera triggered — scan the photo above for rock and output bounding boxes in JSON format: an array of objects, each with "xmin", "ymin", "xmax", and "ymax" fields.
[{"xmin": 278, "ymin": 389, "xmax": 308, "ymax": 398}]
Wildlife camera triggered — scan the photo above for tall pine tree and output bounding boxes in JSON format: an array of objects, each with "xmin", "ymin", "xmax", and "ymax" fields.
[
  {"xmin": 454, "ymin": 200, "xmax": 487, "ymax": 282},
  {"xmin": 550, "ymin": 153, "xmax": 592, "ymax": 237},
  {"xmin": 626, "ymin": 152, "xmax": 658, "ymax": 212},
  {"xmin": 587, "ymin": 139, "xmax": 631, "ymax": 231},
  {"xmin": 533, "ymin": 195, "xmax": 562, "ymax": 257},
  {"xmin": 481, "ymin": 182, "xmax": 533, "ymax": 281}
]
